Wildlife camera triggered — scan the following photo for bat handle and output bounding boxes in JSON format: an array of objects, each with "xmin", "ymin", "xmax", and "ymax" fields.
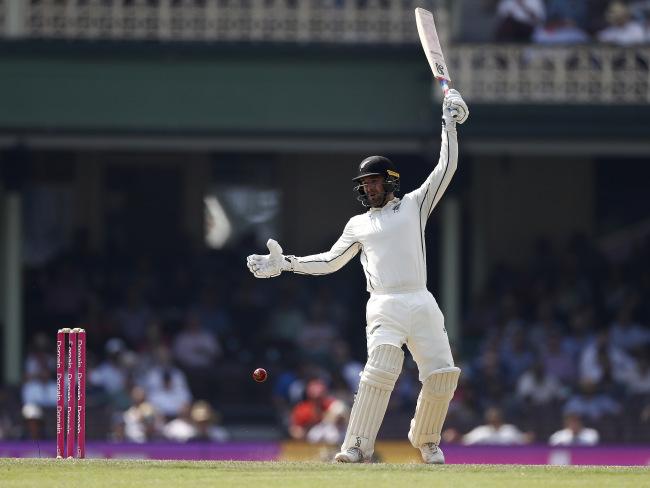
[{"xmin": 439, "ymin": 79, "xmax": 449, "ymax": 96}]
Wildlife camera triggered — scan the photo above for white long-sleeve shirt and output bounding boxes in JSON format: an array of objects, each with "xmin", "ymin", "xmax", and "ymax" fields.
[{"xmin": 288, "ymin": 126, "xmax": 458, "ymax": 293}]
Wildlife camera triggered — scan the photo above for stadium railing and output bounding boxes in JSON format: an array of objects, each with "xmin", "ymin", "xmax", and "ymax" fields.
[{"xmin": 1, "ymin": 2, "xmax": 648, "ymax": 103}]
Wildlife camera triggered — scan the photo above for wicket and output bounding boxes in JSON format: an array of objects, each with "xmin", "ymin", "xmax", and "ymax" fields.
[{"xmin": 56, "ymin": 328, "xmax": 86, "ymax": 459}]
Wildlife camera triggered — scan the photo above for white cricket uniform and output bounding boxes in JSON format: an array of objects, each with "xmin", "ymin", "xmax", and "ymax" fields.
[{"xmin": 289, "ymin": 126, "xmax": 458, "ymax": 381}]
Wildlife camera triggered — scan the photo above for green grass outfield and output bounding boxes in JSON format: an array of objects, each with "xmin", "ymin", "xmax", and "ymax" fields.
[{"xmin": 1, "ymin": 459, "xmax": 648, "ymax": 488}]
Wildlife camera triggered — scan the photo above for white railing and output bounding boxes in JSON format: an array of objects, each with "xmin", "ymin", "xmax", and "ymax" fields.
[
  {"xmin": 450, "ymin": 44, "xmax": 650, "ymax": 104},
  {"xmin": 17, "ymin": 0, "xmax": 442, "ymax": 44},
  {"xmin": 3, "ymin": 1, "xmax": 649, "ymax": 104},
  {"xmin": 0, "ymin": 1, "xmax": 5, "ymax": 36}
]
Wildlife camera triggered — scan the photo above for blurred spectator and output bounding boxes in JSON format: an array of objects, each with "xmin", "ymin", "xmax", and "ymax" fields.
[
  {"xmin": 579, "ymin": 331, "xmax": 635, "ymax": 386},
  {"xmin": 330, "ymin": 340, "xmax": 363, "ymax": 394},
  {"xmin": 540, "ymin": 331, "xmax": 577, "ymax": 384},
  {"xmin": 501, "ymin": 327, "xmax": 535, "ymax": 382},
  {"xmin": 597, "ymin": 1, "xmax": 645, "ymax": 45},
  {"xmin": 142, "ymin": 346, "xmax": 192, "ymax": 418},
  {"xmin": 21, "ymin": 370, "xmax": 57, "ymax": 408},
  {"xmin": 562, "ymin": 307, "xmax": 596, "ymax": 359},
  {"xmin": 271, "ymin": 359, "xmax": 305, "ymax": 426},
  {"xmin": 288, "ymin": 379, "xmax": 339, "ymax": 440},
  {"xmin": 146, "ymin": 368, "xmax": 193, "ymax": 419},
  {"xmin": 516, "ymin": 360, "xmax": 567, "ymax": 406},
  {"xmin": 173, "ymin": 314, "xmax": 222, "ymax": 369},
  {"xmin": 563, "ymin": 380, "xmax": 622, "ymax": 422},
  {"xmin": 24, "ymin": 332, "xmax": 55, "ymax": 382},
  {"xmin": 21, "ymin": 404, "xmax": 45, "ymax": 440},
  {"xmin": 109, "ymin": 412, "xmax": 126, "ymax": 442},
  {"xmin": 163, "ymin": 400, "xmax": 229, "ymax": 442},
  {"xmin": 163, "ymin": 403, "xmax": 195, "ymax": 442},
  {"xmin": 532, "ymin": 15, "xmax": 589, "ymax": 44},
  {"xmin": 496, "ymin": 0, "xmax": 546, "ymax": 42},
  {"xmin": 623, "ymin": 349, "xmax": 650, "ymax": 394},
  {"xmin": 630, "ymin": 1, "xmax": 650, "ymax": 41},
  {"xmin": 306, "ymin": 399, "xmax": 349, "ymax": 445},
  {"xmin": 172, "ymin": 313, "xmax": 222, "ymax": 400},
  {"xmin": 191, "ymin": 401, "xmax": 229, "ymax": 442},
  {"xmin": 470, "ymin": 347, "xmax": 510, "ymax": 409},
  {"xmin": 89, "ymin": 338, "xmax": 129, "ymax": 400},
  {"xmin": 462, "ymin": 407, "xmax": 530, "ymax": 445},
  {"xmin": 609, "ymin": 304, "xmax": 650, "ymax": 352},
  {"xmin": 123, "ymin": 386, "xmax": 162, "ymax": 443},
  {"xmin": 546, "ymin": 0, "xmax": 588, "ymax": 29},
  {"xmin": 549, "ymin": 412, "xmax": 600, "ymax": 446},
  {"xmin": 13, "ymin": 194, "xmax": 650, "ymax": 445}
]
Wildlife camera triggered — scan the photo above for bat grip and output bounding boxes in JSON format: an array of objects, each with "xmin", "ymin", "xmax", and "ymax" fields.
[{"xmin": 439, "ymin": 79, "xmax": 449, "ymax": 96}]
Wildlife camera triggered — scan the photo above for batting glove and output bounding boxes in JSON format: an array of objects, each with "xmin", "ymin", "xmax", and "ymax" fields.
[{"xmin": 443, "ymin": 89, "xmax": 469, "ymax": 127}]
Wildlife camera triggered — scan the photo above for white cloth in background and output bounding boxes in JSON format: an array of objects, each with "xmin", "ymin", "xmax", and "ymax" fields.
[
  {"xmin": 462, "ymin": 424, "xmax": 527, "ymax": 445},
  {"xmin": 516, "ymin": 371, "xmax": 566, "ymax": 404},
  {"xmin": 163, "ymin": 418, "xmax": 196, "ymax": 442},
  {"xmin": 497, "ymin": 0, "xmax": 546, "ymax": 25},
  {"xmin": 307, "ymin": 420, "xmax": 345, "ymax": 445},
  {"xmin": 21, "ymin": 380, "xmax": 57, "ymax": 408},
  {"xmin": 549, "ymin": 427, "xmax": 599, "ymax": 446},
  {"xmin": 143, "ymin": 368, "xmax": 192, "ymax": 417},
  {"xmin": 172, "ymin": 330, "xmax": 222, "ymax": 369},
  {"xmin": 89, "ymin": 362, "xmax": 126, "ymax": 394},
  {"xmin": 579, "ymin": 342, "xmax": 635, "ymax": 384},
  {"xmin": 598, "ymin": 21, "xmax": 645, "ymax": 45}
]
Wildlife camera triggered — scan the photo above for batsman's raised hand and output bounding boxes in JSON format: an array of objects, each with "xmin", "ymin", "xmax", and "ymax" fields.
[
  {"xmin": 246, "ymin": 239, "xmax": 292, "ymax": 278},
  {"xmin": 442, "ymin": 89, "xmax": 468, "ymax": 126}
]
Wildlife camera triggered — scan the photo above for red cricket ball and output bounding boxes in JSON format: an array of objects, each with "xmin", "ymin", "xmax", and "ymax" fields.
[{"xmin": 252, "ymin": 367, "xmax": 268, "ymax": 383}]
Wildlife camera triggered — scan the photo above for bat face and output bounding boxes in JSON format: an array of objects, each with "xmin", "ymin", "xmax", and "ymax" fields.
[{"xmin": 415, "ymin": 7, "xmax": 451, "ymax": 86}]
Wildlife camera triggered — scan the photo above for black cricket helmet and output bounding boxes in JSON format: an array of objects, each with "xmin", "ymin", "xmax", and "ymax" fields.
[{"xmin": 352, "ymin": 155, "xmax": 400, "ymax": 207}]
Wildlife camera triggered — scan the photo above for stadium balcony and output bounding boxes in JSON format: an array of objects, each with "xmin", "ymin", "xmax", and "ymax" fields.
[
  {"xmin": 2, "ymin": 1, "xmax": 649, "ymax": 105},
  {"xmin": 2, "ymin": 0, "xmax": 446, "ymax": 44}
]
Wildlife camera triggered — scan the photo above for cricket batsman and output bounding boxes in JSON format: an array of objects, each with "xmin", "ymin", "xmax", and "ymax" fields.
[{"xmin": 246, "ymin": 89, "xmax": 468, "ymax": 464}]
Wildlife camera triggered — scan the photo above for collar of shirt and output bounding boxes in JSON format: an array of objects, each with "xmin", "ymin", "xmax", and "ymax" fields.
[{"xmin": 368, "ymin": 197, "xmax": 401, "ymax": 212}]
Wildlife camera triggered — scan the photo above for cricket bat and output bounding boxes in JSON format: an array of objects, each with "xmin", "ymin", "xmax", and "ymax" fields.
[{"xmin": 415, "ymin": 7, "xmax": 450, "ymax": 95}]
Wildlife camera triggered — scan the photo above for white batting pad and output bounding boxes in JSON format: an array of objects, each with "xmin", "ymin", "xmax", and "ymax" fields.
[
  {"xmin": 341, "ymin": 344, "xmax": 404, "ymax": 458},
  {"xmin": 408, "ymin": 367, "xmax": 460, "ymax": 447}
]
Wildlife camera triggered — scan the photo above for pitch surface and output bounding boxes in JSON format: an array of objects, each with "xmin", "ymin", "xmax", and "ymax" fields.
[{"xmin": 1, "ymin": 459, "xmax": 648, "ymax": 487}]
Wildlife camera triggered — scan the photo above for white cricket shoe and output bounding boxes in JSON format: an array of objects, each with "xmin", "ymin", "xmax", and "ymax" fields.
[
  {"xmin": 419, "ymin": 443, "xmax": 445, "ymax": 464},
  {"xmin": 334, "ymin": 447, "xmax": 363, "ymax": 463}
]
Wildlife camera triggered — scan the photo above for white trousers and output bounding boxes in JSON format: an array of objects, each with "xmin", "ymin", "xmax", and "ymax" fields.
[{"xmin": 365, "ymin": 289, "xmax": 454, "ymax": 381}]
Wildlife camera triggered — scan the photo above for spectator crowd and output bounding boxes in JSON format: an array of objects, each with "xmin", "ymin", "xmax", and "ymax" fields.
[
  {"xmin": 494, "ymin": 0, "xmax": 650, "ymax": 45},
  {"xmin": 2, "ymin": 228, "xmax": 649, "ymax": 448}
]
